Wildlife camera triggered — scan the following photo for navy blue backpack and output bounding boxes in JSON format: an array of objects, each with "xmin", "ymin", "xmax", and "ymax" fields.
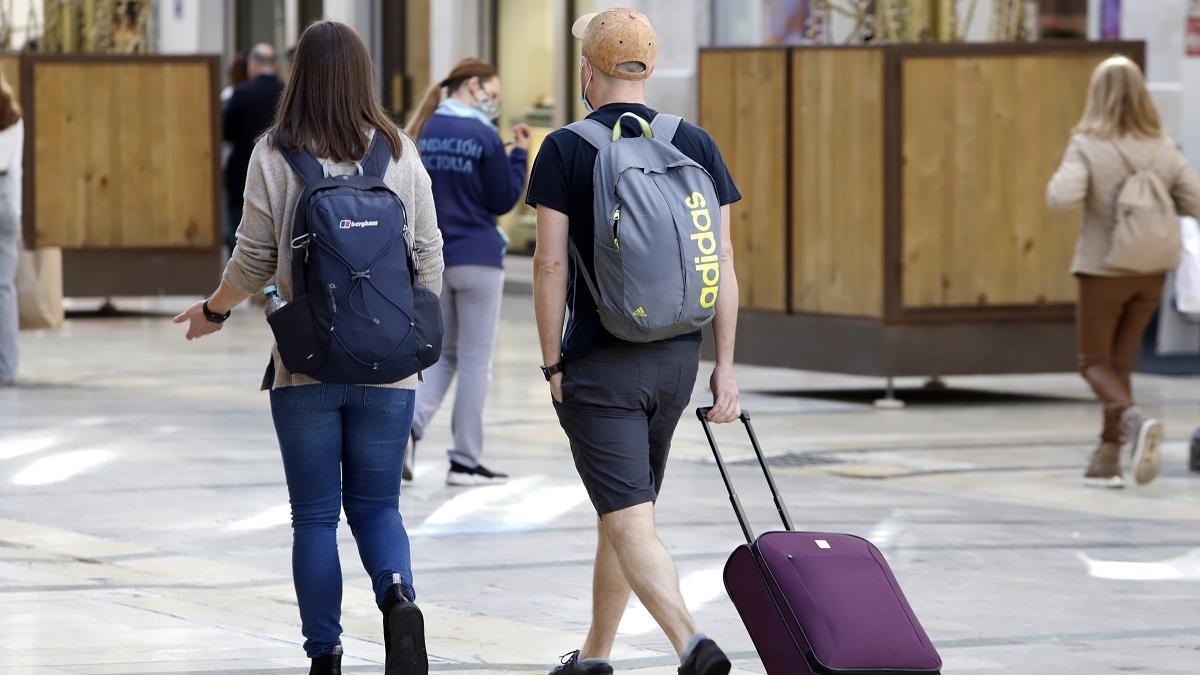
[{"xmin": 266, "ymin": 132, "xmax": 442, "ymax": 385}]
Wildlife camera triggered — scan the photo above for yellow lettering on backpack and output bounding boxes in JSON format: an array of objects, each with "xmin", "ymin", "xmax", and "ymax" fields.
[
  {"xmin": 690, "ymin": 231, "xmax": 717, "ymax": 256},
  {"xmin": 685, "ymin": 192, "xmax": 719, "ymax": 309},
  {"xmin": 684, "ymin": 191, "xmax": 706, "ymax": 210}
]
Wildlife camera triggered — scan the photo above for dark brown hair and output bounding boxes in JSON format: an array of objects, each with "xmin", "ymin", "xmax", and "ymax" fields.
[
  {"xmin": 271, "ymin": 21, "xmax": 402, "ymax": 162},
  {"xmin": 404, "ymin": 58, "xmax": 497, "ymax": 139},
  {"xmin": 227, "ymin": 50, "xmax": 248, "ymax": 88},
  {"xmin": 0, "ymin": 69, "xmax": 20, "ymax": 131}
]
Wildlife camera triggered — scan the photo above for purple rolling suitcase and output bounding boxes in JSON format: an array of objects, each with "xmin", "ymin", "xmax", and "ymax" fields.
[{"xmin": 697, "ymin": 408, "xmax": 942, "ymax": 675}]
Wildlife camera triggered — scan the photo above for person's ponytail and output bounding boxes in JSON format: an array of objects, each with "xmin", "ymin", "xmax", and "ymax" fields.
[
  {"xmin": 404, "ymin": 82, "xmax": 444, "ymax": 139},
  {"xmin": 404, "ymin": 57, "xmax": 499, "ymax": 140}
]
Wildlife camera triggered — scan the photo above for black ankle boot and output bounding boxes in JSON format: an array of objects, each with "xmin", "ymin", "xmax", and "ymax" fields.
[
  {"xmin": 380, "ymin": 575, "xmax": 428, "ymax": 674},
  {"xmin": 309, "ymin": 644, "xmax": 342, "ymax": 675}
]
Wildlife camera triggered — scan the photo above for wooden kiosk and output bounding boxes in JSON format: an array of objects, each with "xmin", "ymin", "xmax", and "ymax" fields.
[
  {"xmin": 699, "ymin": 42, "xmax": 1143, "ymax": 379},
  {"xmin": 3, "ymin": 53, "xmax": 222, "ymax": 297}
]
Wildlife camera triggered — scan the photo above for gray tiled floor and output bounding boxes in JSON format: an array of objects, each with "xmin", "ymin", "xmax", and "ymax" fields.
[{"xmin": 1, "ymin": 291, "xmax": 1199, "ymax": 673}]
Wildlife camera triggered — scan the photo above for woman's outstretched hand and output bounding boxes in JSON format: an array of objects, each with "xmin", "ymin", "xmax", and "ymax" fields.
[
  {"xmin": 173, "ymin": 301, "xmax": 224, "ymax": 341},
  {"xmin": 512, "ymin": 123, "xmax": 532, "ymax": 151}
]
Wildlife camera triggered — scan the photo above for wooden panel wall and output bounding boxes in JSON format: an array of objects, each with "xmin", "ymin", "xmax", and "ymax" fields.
[
  {"xmin": 791, "ymin": 49, "xmax": 884, "ymax": 317},
  {"xmin": 901, "ymin": 53, "xmax": 1106, "ymax": 308},
  {"xmin": 699, "ymin": 49, "xmax": 789, "ymax": 312},
  {"xmin": 32, "ymin": 60, "xmax": 216, "ymax": 249}
]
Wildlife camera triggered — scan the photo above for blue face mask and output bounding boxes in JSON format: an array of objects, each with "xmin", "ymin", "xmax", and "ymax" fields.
[{"xmin": 580, "ymin": 67, "xmax": 594, "ymax": 114}]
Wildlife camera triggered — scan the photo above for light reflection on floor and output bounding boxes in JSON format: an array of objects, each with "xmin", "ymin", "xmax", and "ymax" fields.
[
  {"xmin": 13, "ymin": 448, "xmax": 114, "ymax": 486},
  {"xmin": 1079, "ymin": 549, "xmax": 1200, "ymax": 581},
  {"xmin": 0, "ymin": 434, "xmax": 57, "ymax": 460},
  {"xmin": 411, "ymin": 476, "xmax": 588, "ymax": 537}
]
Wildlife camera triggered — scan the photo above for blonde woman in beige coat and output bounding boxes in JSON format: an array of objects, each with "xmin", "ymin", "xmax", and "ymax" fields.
[{"xmin": 1048, "ymin": 56, "xmax": 1200, "ymax": 488}]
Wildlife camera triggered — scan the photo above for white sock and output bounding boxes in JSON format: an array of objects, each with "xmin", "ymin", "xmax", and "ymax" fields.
[{"xmin": 682, "ymin": 632, "xmax": 709, "ymax": 661}]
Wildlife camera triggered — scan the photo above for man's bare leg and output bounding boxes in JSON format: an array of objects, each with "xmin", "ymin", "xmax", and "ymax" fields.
[
  {"xmin": 599, "ymin": 502, "xmax": 696, "ymax": 655},
  {"xmin": 579, "ymin": 519, "xmax": 633, "ymax": 659}
]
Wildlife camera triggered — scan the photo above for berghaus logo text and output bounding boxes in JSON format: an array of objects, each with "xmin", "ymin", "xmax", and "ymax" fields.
[{"xmin": 339, "ymin": 219, "xmax": 379, "ymax": 229}]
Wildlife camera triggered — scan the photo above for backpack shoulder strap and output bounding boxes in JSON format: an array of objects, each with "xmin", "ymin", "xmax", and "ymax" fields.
[
  {"xmin": 1113, "ymin": 139, "xmax": 1164, "ymax": 175},
  {"xmin": 1113, "ymin": 141, "xmax": 1138, "ymax": 174},
  {"xmin": 565, "ymin": 119, "xmax": 612, "ymax": 150},
  {"xmin": 362, "ymin": 130, "xmax": 394, "ymax": 179},
  {"xmin": 278, "ymin": 143, "xmax": 325, "ymax": 186},
  {"xmin": 650, "ymin": 113, "xmax": 683, "ymax": 144}
]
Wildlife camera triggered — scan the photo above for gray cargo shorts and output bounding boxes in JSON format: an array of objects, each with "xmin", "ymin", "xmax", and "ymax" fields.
[{"xmin": 552, "ymin": 340, "xmax": 701, "ymax": 515}]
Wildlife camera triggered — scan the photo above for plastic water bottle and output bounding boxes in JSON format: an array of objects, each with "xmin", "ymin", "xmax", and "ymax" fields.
[{"xmin": 264, "ymin": 284, "xmax": 287, "ymax": 316}]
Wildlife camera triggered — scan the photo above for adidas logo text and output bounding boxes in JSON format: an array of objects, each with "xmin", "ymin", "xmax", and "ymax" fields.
[{"xmin": 685, "ymin": 192, "xmax": 720, "ymax": 308}]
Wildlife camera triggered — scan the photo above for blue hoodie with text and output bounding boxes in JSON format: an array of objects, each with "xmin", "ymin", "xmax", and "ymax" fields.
[{"xmin": 418, "ymin": 106, "xmax": 527, "ymax": 269}]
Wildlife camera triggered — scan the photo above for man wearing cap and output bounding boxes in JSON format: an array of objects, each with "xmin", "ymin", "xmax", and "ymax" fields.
[{"xmin": 527, "ymin": 7, "xmax": 741, "ymax": 675}]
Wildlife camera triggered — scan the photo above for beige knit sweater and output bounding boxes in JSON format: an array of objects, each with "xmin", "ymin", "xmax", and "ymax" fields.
[
  {"xmin": 222, "ymin": 131, "xmax": 445, "ymax": 390},
  {"xmin": 1047, "ymin": 132, "xmax": 1200, "ymax": 276}
]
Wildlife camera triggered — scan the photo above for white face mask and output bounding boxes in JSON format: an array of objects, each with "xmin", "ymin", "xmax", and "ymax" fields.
[{"xmin": 580, "ymin": 64, "xmax": 594, "ymax": 114}]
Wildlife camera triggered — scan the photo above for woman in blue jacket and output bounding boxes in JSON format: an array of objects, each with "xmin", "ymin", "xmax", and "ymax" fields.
[{"xmin": 404, "ymin": 58, "xmax": 530, "ymax": 486}]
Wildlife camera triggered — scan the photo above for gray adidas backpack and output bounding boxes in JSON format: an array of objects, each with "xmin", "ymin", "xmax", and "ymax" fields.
[{"xmin": 566, "ymin": 112, "xmax": 722, "ymax": 342}]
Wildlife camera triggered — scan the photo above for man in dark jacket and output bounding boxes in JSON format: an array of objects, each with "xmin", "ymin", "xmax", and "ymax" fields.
[{"xmin": 223, "ymin": 43, "xmax": 284, "ymax": 252}]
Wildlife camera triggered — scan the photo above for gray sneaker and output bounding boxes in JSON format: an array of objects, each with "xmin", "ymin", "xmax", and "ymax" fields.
[
  {"xmin": 1083, "ymin": 442, "xmax": 1124, "ymax": 489},
  {"xmin": 1121, "ymin": 407, "xmax": 1164, "ymax": 486}
]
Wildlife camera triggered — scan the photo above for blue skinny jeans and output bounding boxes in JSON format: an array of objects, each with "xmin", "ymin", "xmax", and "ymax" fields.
[{"xmin": 270, "ymin": 383, "xmax": 416, "ymax": 658}]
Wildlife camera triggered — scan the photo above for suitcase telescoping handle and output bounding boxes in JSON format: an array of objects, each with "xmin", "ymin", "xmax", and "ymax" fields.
[{"xmin": 696, "ymin": 408, "xmax": 795, "ymax": 545}]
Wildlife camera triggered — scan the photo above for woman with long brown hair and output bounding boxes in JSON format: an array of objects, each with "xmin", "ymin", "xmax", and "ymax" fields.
[
  {"xmin": 402, "ymin": 58, "xmax": 530, "ymax": 486},
  {"xmin": 1048, "ymin": 56, "xmax": 1200, "ymax": 488},
  {"xmin": 174, "ymin": 21, "xmax": 443, "ymax": 674},
  {"xmin": 0, "ymin": 69, "xmax": 22, "ymax": 387}
]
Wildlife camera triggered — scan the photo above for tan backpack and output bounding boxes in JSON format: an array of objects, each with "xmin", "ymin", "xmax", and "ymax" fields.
[{"xmin": 1104, "ymin": 142, "xmax": 1181, "ymax": 273}]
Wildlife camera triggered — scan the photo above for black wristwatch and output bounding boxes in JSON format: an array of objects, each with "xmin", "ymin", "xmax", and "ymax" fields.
[
  {"xmin": 202, "ymin": 300, "xmax": 231, "ymax": 324},
  {"xmin": 540, "ymin": 362, "xmax": 564, "ymax": 381}
]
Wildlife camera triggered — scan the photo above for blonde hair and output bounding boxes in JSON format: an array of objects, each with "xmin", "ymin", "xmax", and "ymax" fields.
[
  {"xmin": 0, "ymin": 69, "xmax": 19, "ymax": 131},
  {"xmin": 1074, "ymin": 56, "xmax": 1162, "ymax": 139}
]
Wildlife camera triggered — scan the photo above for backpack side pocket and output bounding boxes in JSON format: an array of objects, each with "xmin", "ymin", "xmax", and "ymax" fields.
[
  {"xmin": 267, "ymin": 294, "xmax": 327, "ymax": 377},
  {"xmin": 412, "ymin": 286, "xmax": 444, "ymax": 370}
]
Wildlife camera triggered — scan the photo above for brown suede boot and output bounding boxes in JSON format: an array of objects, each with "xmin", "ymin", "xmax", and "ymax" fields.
[{"xmin": 1083, "ymin": 442, "xmax": 1124, "ymax": 488}]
